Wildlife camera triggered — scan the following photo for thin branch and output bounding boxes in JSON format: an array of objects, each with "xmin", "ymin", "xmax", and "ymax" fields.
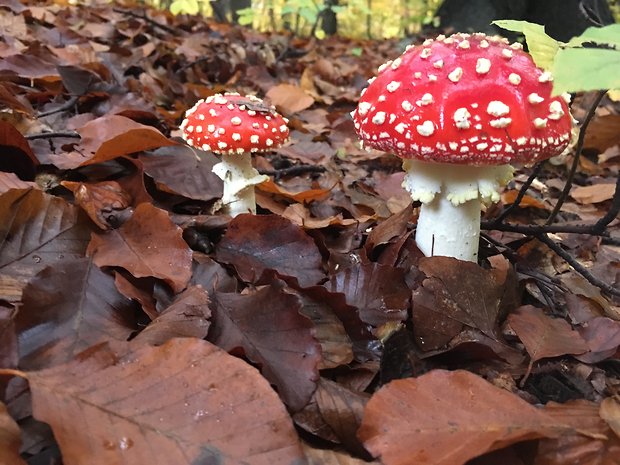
[
  {"xmin": 482, "ymin": 221, "xmax": 611, "ymax": 236},
  {"xmin": 492, "ymin": 161, "xmax": 545, "ymax": 223},
  {"xmin": 0, "ymin": 368, "xmax": 27, "ymax": 379},
  {"xmin": 591, "ymin": 174, "xmax": 620, "ymax": 234},
  {"xmin": 37, "ymin": 95, "xmax": 79, "ymax": 118},
  {"xmin": 26, "ymin": 131, "xmax": 80, "ymax": 140},
  {"xmin": 537, "ymin": 233, "xmax": 620, "ymax": 298},
  {"xmin": 545, "ymin": 90, "xmax": 606, "ymax": 225}
]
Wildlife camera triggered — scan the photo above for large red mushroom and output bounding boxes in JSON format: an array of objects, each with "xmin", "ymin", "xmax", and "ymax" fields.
[
  {"xmin": 352, "ymin": 32, "xmax": 573, "ymax": 262},
  {"xmin": 181, "ymin": 93, "xmax": 289, "ymax": 217}
]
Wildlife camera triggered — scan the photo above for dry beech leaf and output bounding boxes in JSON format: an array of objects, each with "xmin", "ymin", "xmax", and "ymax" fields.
[
  {"xmin": 0, "ymin": 402, "xmax": 26, "ymax": 465},
  {"xmin": 57, "ymin": 115, "xmax": 177, "ymax": 169},
  {"xmin": 575, "ymin": 317, "xmax": 620, "ymax": 364},
  {"xmin": 210, "ymin": 280, "xmax": 321, "ymax": 411},
  {"xmin": 358, "ymin": 370, "xmax": 568, "ymax": 465},
  {"xmin": 27, "ymin": 338, "xmax": 305, "ymax": 465},
  {"xmin": 114, "ymin": 272, "xmax": 159, "ymax": 320},
  {"xmin": 325, "ymin": 262, "xmax": 409, "ymax": 333},
  {"xmin": 87, "ymin": 203, "xmax": 193, "ymax": 293},
  {"xmin": 600, "ymin": 397, "xmax": 620, "ymax": 438},
  {"xmin": 570, "ymin": 183, "xmax": 616, "ymax": 204},
  {"xmin": 0, "ymin": 171, "xmax": 37, "ymax": 194},
  {"xmin": 501, "ymin": 189, "xmax": 547, "ymax": 210},
  {"xmin": 134, "ymin": 285, "xmax": 211, "ymax": 346},
  {"xmin": 507, "ymin": 306, "xmax": 589, "ymax": 372},
  {"xmin": 258, "ymin": 178, "xmax": 334, "ymax": 203},
  {"xmin": 61, "ymin": 180, "xmax": 133, "ymax": 229},
  {"xmin": 584, "ymin": 114, "xmax": 620, "ymax": 151},
  {"xmin": 15, "ymin": 258, "xmax": 137, "ymax": 370},
  {"xmin": 537, "ymin": 400, "xmax": 620, "ymax": 465},
  {"xmin": 266, "ymin": 83, "xmax": 315, "ymax": 113},
  {"xmin": 365, "ymin": 204, "xmax": 413, "ymax": 252},
  {"xmin": 215, "ymin": 214, "xmax": 324, "ymax": 287}
]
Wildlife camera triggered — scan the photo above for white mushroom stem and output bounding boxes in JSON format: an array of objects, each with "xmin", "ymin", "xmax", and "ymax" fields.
[
  {"xmin": 402, "ymin": 159, "xmax": 514, "ymax": 262},
  {"xmin": 212, "ymin": 153, "xmax": 268, "ymax": 217}
]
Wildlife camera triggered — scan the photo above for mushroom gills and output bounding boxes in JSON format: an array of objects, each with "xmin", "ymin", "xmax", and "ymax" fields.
[
  {"xmin": 212, "ymin": 153, "xmax": 269, "ymax": 216},
  {"xmin": 402, "ymin": 159, "xmax": 514, "ymax": 261}
]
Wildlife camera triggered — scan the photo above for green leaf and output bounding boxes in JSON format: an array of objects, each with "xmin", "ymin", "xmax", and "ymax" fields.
[
  {"xmin": 493, "ymin": 20, "xmax": 560, "ymax": 69},
  {"xmin": 299, "ymin": 7, "xmax": 318, "ymax": 23},
  {"xmin": 330, "ymin": 5, "xmax": 346, "ymax": 13},
  {"xmin": 552, "ymin": 47, "xmax": 620, "ymax": 94},
  {"xmin": 170, "ymin": 0, "xmax": 200, "ymax": 15},
  {"xmin": 350, "ymin": 47, "xmax": 363, "ymax": 57},
  {"xmin": 565, "ymin": 24, "xmax": 620, "ymax": 48}
]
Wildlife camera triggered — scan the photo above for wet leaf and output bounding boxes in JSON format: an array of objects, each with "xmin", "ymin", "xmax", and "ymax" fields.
[
  {"xmin": 87, "ymin": 203, "xmax": 193, "ymax": 293},
  {"xmin": 15, "ymin": 258, "xmax": 137, "ymax": 370},
  {"xmin": 215, "ymin": 214, "xmax": 324, "ymax": 288},
  {"xmin": 27, "ymin": 338, "xmax": 305, "ymax": 465},
  {"xmin": 210, "ymin": 280, "xmax": 321, "ymax": 411},
  {"xmin": 359, "ymin": 370, "xmax": 568, "ymax": 465},
  {"xmin": 575, "ymin": 317, "xmax": 620, "ymax": 363}
]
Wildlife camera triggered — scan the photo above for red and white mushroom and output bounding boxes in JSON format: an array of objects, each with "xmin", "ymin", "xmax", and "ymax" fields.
[
  {"xmin": 352, "ymin": 32, "xmax": 573, "ymax": 262},
  {"xmin": 181, "ymin": 92, "xmax": 289, "ymax": 217}
]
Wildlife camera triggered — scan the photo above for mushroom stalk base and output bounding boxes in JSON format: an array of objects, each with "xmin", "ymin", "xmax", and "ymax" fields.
[
  {"xmin": 212, "ymin": 153, "xmax": 268, "ymax": 217},
  {"xmin": 402, "ymin": 159, "xmax": 514, "ymax": 262},
  {"xmin": 416, "ymin": 195, "xmax": 481, "ymax": 261}
]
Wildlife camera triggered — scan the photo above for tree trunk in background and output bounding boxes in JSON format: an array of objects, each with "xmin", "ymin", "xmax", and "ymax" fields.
[
  {"xmin": 366, "ymin": 0, "xmax": 372, "ymax": 39},
  {"xmin": 430, "ymin": 0, "xmax": 614, "ymax": 41},
  {"xmin": 210, "ymin": 0, "xmax": 230, "ymax": 23},
  {"xmin": 321, "ymin": 0, "xmax": 339, "ymax": 36},
  {"xmin": 230, "ymin": 0, "xmax": 251, "ymax": 24}
]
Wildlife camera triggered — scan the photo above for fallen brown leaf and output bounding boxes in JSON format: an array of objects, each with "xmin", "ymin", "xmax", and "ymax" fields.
[
  {"xmin": 600, "ymin": 397, "xmax": 620, "ymax": 438},
  {"xmin": 266, "ymin": 83, "xmax": 315, "ymax": 114},
  {"xmin": 358, "ymin": 370, "xmax": 568, "ymax": 465},
  {"xmin": 27, "ymin": 338, "xmax": 305, "ymax": 465},
  {"xmin": 210, "ymin": 280, "xmax": 321, "ymax": 411},
  {"xmin": 87, "ymin": 203, "xmax": 193, "ymax": 293},
  {"xmin": 570, "ymin": 183, "xmax": 616, "ymax": 204},
  {"xmin": 508, "ymin": 306, "xmax": 589, "ymax": 376},
  {"xmin": 15, "ymin": 258, "xmax": 137, "ymax": 370},
  {"xmin": 215, "ymin": 214, "xmax": 325, "ymax": 288},
  {"xmin": 0, "ymin": 402, "xmax": 26, "ymax": 465}
]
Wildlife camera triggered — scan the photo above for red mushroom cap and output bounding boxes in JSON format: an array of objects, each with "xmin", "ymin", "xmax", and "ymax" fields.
[
  {"xmin": 180, "ymin": 93, "xmax": 289, "ymax": 154},
  {"xmin": 352, "ymin": 33, "xmax": 573, "ymax": 165}
]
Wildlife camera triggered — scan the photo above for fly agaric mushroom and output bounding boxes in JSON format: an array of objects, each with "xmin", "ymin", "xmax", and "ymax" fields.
[
  {"xmin": 181, "ymin": 92, "xmax": 289, "ymax": 217},
  {"xmin": 352, "ymin": 32, "xmax": 573, "ymax": 262}
]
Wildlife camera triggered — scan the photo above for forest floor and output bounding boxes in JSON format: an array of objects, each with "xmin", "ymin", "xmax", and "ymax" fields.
[{"xmin": 0, "ymin": 1, "xmax": 619, "ymax": 465}]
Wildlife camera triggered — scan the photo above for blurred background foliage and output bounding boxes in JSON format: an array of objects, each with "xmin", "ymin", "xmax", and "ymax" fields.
[
  {"xmin": 134, "ymin": 0, "xmax": 618, "ymax": 40},
  {"xmin": 139, "ymin": 0, "xmax": 443, "ymax": 38}
]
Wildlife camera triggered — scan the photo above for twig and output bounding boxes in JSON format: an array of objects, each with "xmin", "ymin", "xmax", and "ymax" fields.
[
  {"xmin": 482, "ymin": 221, "xmax": 611, "ymax": 236},
  {"xmin": 37, "ymin": 95, "xmax": 79, "ymax": 118},
  {"xmin": 492, "ymin": 161, "xmax": 545, "ymax": 223},
  {"xmin": 26, "ymin": 131, "xmax": 80, "ymax": 140},
  {"xmin": 545, "ymin": 90, "xmax": 606, "ymax": 225},
  {"xmin": 537, "ymin": 233, "xmax": 620, "ymax": 297},
  {"xmin": 112, "ymin": 7, "xmax": 178, "ymax": 35},
  {"xmin": 591, "ymin": 175, "xmax": 620, "ymax": 234},
  {"xmin": 0, "ymin": 368, "xmax": 27, "ymax": 379}
]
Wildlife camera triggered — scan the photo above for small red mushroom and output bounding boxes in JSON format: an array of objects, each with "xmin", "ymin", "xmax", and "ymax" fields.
[
  {"xmin": 352, "ymin": 32, "xmax": 573, "ymax": 261},
  {"xmin": 181, "ymin": 92, "xmax": 289, "ymax": 216}
]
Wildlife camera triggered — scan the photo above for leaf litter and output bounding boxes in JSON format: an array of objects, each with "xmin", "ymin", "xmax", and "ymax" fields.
[{"xmin": 0, "ymin": 1, "xmax": 619, "ymax": 464}]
